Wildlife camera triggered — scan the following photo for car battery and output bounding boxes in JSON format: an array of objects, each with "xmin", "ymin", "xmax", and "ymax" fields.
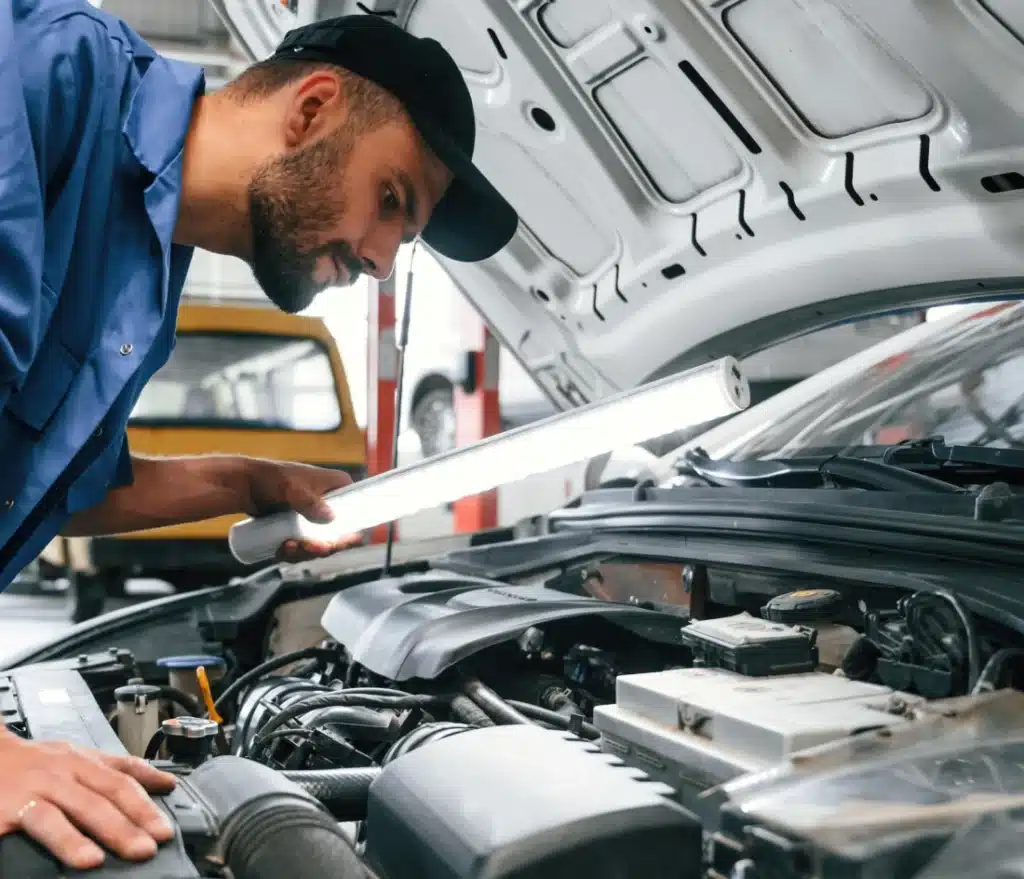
[{"xmin": 593, "ymin": 667, "xmax": 911, "ymax": 814}]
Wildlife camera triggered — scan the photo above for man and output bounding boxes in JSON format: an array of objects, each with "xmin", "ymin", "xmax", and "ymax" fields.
[{"xmin": 0, "ymin": 0, "xmax": 517, "ymax": 869}]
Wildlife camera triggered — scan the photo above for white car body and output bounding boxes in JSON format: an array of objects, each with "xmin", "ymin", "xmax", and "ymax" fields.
[
  {"xmin": 210, "ymin": 0, "xmax": 1024, "ymax": 407},
  {"xmin": 205, "ymin": 0, "xmax": 1024, "ymax": 533}
]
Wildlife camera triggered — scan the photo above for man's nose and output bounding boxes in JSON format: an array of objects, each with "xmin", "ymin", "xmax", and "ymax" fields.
[{"xmin": 358, "ymin": 228, "xmax": 403, "ymax": 281}]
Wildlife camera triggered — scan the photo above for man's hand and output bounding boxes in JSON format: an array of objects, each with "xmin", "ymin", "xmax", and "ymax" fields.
[
  {"xmin": 64, "ymin": 455, "xmax": 367, "ymax": 562},
  {"xmin": 242, "ymin": 460, "xmax": 365, "ymax": 562},
  {"xmin": 0, "ymin": 730, "xmax": 176, "ymax": 869}
]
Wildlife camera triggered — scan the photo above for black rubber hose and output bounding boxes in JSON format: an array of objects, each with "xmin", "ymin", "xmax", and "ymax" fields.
[
  {"xmin": 248, "ymin": 692, "xmax": 448, "ymax": 762},
  {"xmin": 971, "ymin": 648, "xmax": 1024, "ymax": 695},
  {"xmin": 505, "ymin": 700, "xmax": 601, "ymax": 740},
  {"xmin": 281, "ymin": 767, "xmax": 381, "ymax": 822},
  {"xmin": 213, "ymin": 647, "xmax": 335, "ymax": 715},
  {"xmin": 228, "ymin": 812, "xmax": 370, "ymax": 879},
  {"xmin": 155, "ymin": 686, "xmax": 204, "ymax": 718},
  {"xmin": 451, "ymin": 694, "xmax": 495, "ymax": 727},
  {"xmin": 143, "ymin": 729, "xmax": 164, "ymax": 760},
  {"xmin": 189, "ymin": 757, "xmax": 369, "ymax": 879},
  {"xmin": 463, "ymin": 678, "xmax": 531, "ymax": 725}
]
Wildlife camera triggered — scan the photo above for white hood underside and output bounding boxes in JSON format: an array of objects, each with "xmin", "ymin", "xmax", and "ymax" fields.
[{"xmin": 212, "ymin": 0, "xmax": 1024, "ymax": 406}]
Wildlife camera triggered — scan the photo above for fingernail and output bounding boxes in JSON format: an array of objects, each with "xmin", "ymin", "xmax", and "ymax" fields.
[
  {"xmin": 148, "ymin": 814, "xmax": 175, "ymax": 838},
  {"xmin": 74, "ymin": 842, "xmax": 105, "ymax": 867},
  {"xmin": 128, "ymin": 835, "xmax": 158, "ymax": 859}
]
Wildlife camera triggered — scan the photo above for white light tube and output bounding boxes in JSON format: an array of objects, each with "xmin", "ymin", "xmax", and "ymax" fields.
[{"xmin": 228, "ymin": 356, "xmax": 750, "ymax": 565}]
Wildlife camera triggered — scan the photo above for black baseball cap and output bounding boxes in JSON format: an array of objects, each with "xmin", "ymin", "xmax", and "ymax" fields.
[{"xmin": 270, "ymin": 14, "xmax": 519, "ymax": 263}]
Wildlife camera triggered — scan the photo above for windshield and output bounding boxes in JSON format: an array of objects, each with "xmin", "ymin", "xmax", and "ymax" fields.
[
  {"xmin": 723, "ymin": 303, "xmax": 1024, "ymax": 460},
  {"xmin": 129, "ymin": 332, "xmax": 342, "ymax": 431}
]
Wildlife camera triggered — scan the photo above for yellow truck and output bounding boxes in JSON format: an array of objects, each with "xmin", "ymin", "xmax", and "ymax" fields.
[{"xmin": 40, "ymin": 299, "xmax": 365, "ymax": 617}]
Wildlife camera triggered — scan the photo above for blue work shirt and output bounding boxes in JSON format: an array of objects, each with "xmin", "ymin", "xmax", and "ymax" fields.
[{"xmin": 0, "ymin": 1, "xmax": 204, "ymax": 588}]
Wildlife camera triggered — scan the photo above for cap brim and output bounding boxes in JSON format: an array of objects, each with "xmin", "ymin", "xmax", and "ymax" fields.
[{"xmin": 417, "ymin": 125, "xmax": 519, "ymax": 263}]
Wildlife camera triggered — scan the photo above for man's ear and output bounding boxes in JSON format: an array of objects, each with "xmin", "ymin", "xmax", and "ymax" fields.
[{"xmin": 282, "ymin": 72, "xmax": 344, "ymax": 148}]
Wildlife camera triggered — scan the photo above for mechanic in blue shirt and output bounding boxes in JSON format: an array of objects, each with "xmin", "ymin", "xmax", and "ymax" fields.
[{"xmin": 0, "ymin": 1, "xmax": 517, "ymax": 870}]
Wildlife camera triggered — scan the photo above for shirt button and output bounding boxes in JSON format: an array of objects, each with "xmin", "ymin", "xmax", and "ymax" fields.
[
  {"xmin": 119, "ymin": 343, "xmax": 133, "ymax": 356},
  {"xmin": 94, "ymin": 427, "xmax": 104, "ymax": 438}
]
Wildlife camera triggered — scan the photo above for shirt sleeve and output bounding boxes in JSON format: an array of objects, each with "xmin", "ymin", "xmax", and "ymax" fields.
[
  {"xmin": 0, "ymin": 3, "xmax": 46, "ymax": 409},
  {"xmin": 111, "ymin": 433, "xmax": 135, "ymax": 490},
  {"xmin": 0, "ymin": 2, "xmax": 104, "ymax": 409}
]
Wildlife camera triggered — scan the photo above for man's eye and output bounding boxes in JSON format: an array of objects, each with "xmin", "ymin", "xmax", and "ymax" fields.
[{"xmin": 382, "ymin": 186, "xmax": 400, "ymax": 212}]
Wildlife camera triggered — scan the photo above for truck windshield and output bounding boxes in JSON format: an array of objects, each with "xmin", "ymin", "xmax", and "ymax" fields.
[{"xmin": 129, "ymin": 332, "xmax": 342, "ymax": 431}]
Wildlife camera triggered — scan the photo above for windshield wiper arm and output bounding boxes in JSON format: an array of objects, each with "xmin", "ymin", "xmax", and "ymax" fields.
[
  {"xmin": 818, "ymin": 456, "xmax": 963, "ymax": 493},
  {"xmin": 883, "ymin": 437, "xmax": 1024, "ymax": 471},
  {"xmin": 679, "ymin": 448, "xmax": 964, "ymax": 493}
]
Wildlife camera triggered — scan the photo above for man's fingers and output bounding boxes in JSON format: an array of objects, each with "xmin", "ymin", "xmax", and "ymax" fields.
[
  {"xmin": 44, "ymin": 779, "xmax": 157, "ymax": 862},
  {"xmin": 75, "ymin": 759, "xmax": 174, "ymax": 842},
  {"xmin": 102, "ymin": 754, "xmax": 177, "ymax": 795},
  {"xmin": 19, "ymin": 799, "xmax": 105, "ymax": 871},
  {"xmin": 277, "ymin": 533, "xmax": 363, "ymax": 563}
]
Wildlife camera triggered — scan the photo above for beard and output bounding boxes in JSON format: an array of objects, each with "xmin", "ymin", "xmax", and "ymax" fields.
[{"xmin": 248, "ymin": 134, "xmax": 364, "ymax": 314}]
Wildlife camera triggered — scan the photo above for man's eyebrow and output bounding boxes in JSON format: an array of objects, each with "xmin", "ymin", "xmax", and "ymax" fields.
[{"xmin": 394, "ymin": 169, "xmax": 420, "ymax": 243}]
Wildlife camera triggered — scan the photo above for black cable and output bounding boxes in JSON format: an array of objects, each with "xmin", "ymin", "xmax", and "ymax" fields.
[
  {"xmin": 258, "ymin": 727, "xmax": 316, "ymax": 748},
  {"xmin": 248, "ymin": 692, "xmax": 448, "ymax": 763},
  {"xmin": 213, "ymin": 647, "xmax": 335, "ymax": 715},
  {"xmin": 143, "ymin": 730, "xmax": 164, "ymax": 761},
  {"xmin": 505, "ymin": 701, "xmax": 601, "ymax": 740},
  {"xmin": 463, "ymin": 678, "xmax": 531, "ymax": 725},
  {"xmin": 156, "ymin": 686, "xmax": 204, "ymax": 718},
  {"xmin": 244, "ymin": 687, "xmax": 414, "ymax": 758},
  {"xmin": 971, "ymin": 648, "xmax": 1024, "ymax": 695}
]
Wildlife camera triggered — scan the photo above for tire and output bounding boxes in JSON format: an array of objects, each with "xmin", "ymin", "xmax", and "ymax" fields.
[
  {"xmin": 411, "ymin": 385, "xmax": 456, "ymax": 458},
  {"xmin": 70, "ymin": 573, "xmax": 107, "ymax": 623}
]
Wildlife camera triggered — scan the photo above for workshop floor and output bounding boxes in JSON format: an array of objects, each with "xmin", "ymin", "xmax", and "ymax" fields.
[{"xmin": 0, "ymin": 581, "xmax": 171, "ymax": 662}]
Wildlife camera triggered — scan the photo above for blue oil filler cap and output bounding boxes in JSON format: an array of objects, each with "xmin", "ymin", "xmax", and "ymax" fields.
[{"xmin": 157, "ymin": 655, "xmax": 226, "ymax": 670}]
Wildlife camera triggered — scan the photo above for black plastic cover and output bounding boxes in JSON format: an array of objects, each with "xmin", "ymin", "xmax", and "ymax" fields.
[
  {"xmin": 364, "ymin": 724, "xmax": 702, "ymax": 879},
  {"xmin": 679, "ymin": 614, "xmax": 818, "ymax": 676},
  {"xmin": 320, "ymin": 571, "xmax": 686, "ymax": 681}
]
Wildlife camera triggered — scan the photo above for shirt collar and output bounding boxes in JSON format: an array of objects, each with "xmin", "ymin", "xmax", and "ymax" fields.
[{"xmin": 123, "ymin": 56, "xmax": 206, "ymax": 179}]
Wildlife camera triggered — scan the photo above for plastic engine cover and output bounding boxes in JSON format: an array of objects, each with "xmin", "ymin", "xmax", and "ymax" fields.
[
  {"xmin": 320, "ymin": 571, "xmax": 685, "ymax": 681},
  {"xmin": 363, "ymin": 724, "xmax": 702, "ymax": 879}
]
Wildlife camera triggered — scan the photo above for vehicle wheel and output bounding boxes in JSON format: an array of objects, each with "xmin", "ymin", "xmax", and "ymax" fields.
[
  {"xmin": 106, "ymin": 574, "xmax": 128, "ymax": 598},
  {"xmin": 411, "ymin": 385, "xmax": 456, "ymax": 458}
]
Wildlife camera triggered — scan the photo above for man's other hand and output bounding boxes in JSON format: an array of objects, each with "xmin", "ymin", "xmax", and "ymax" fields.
[
  {"xmin": 242, "ymin": 460, "xmax": 365, "ymax": 562},
  {"xmin": 0, "ymin": 730, "xmax": 176, "ymax": 869}
]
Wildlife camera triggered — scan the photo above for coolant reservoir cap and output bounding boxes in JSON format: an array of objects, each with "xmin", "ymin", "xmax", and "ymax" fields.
[
  {"xmin": 162, "ymin": 716, "xmax": 219, "ymax": 740},
  {"xmin": 763, "ymin": 589, "xmax": 844, "ymax": 624},
  {"xmin": 114, "ymin": 683, "xmax": 161, "ymax": 703}
]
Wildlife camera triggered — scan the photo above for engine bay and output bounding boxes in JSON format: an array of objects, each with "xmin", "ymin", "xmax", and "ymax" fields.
[{"xmin": 3, "ymin": 546, "xmax": 1024, "ymax": 879}]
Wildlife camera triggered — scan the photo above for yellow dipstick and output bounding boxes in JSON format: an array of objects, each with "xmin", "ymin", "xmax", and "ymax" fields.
[{"xmin": 196, "ymin": 666, "xmax": 223, "ymax": 724}]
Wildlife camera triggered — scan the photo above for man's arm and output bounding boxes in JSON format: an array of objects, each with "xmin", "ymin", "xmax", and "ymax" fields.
[
  {"xmin": 62, "ymin": 454, "xmax": 256, "ymax": 537},
  {"xmin": 61, "ymin": 454, "xmax": 356, "ymax": 539}
]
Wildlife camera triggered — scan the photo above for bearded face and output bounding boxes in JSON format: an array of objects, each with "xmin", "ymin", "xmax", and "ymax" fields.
[{"xmin": 248, "ymin": 133, "xmax": 365, "ymax": 314}]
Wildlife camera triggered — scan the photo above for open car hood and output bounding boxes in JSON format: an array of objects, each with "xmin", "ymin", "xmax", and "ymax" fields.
[{"xmin": 210, "ymin": 0, "xmax": 1024, "ymax": 404}]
